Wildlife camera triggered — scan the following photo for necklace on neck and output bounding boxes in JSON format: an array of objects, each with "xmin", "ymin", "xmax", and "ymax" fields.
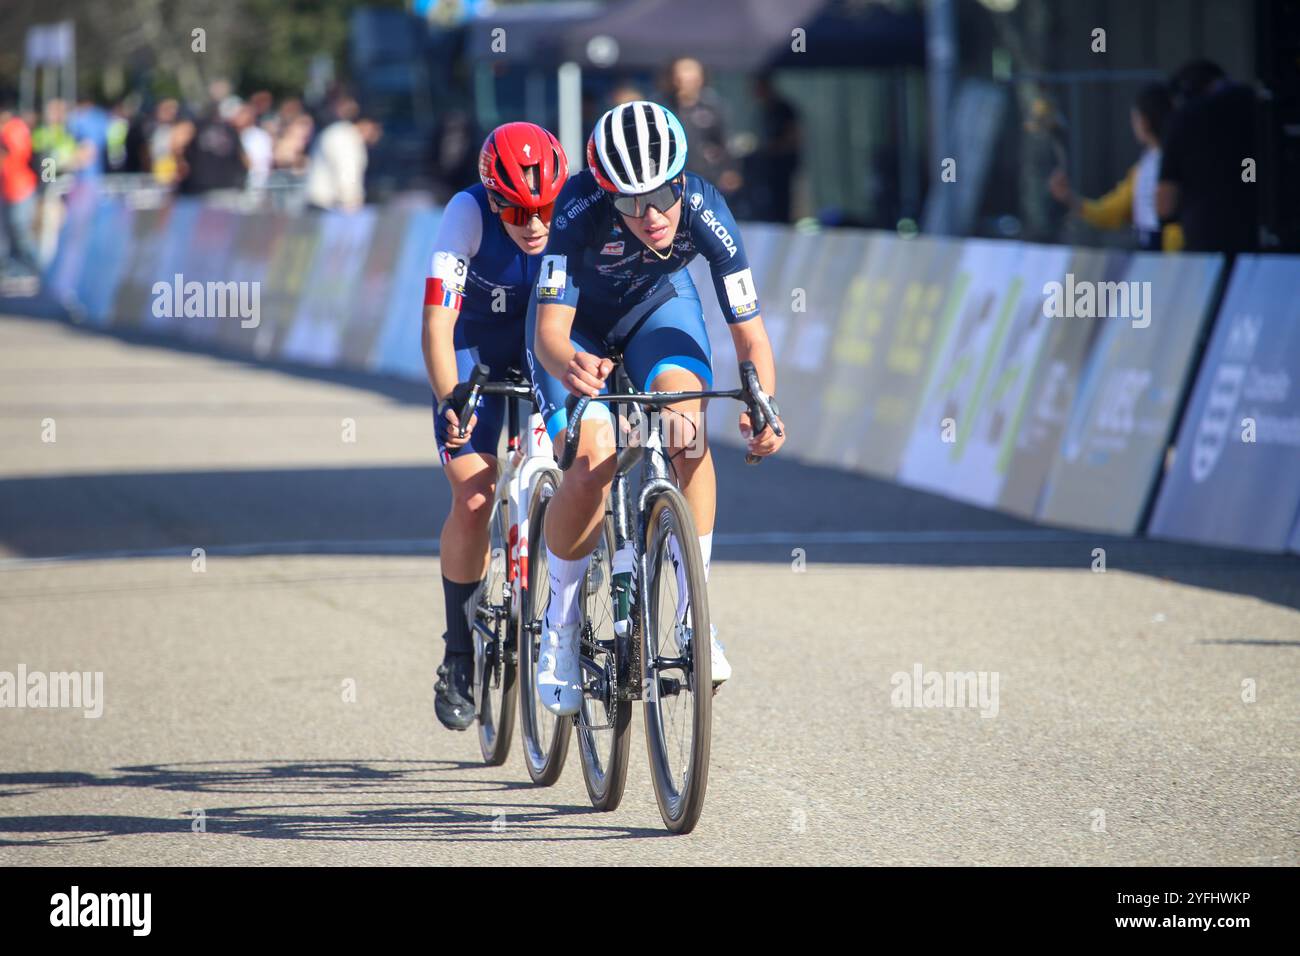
[{"xmin": 645, "ymin": 241, "xmax": 673, "ymax": 261}]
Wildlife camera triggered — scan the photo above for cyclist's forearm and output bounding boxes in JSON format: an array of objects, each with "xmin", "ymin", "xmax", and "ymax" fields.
[
  {"xmin": 422, "ymin": 304, "xmax": 461, "ymax": 401},
  {"xmin": 729, "ymin": 315, "xmax": 778, "ymax": 397},
  {"xmin": 536, "ymin": 303, "xmax": 578, "ymax": 380}
]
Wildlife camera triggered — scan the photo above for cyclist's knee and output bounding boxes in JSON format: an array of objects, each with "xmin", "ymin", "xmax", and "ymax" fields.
[
  {"xmin": 447, "ymin": 466, "xmax": 496, "ymax": 519},
  {"xmin": 559, "ymin": 434, "xmax": 617, "ymax": 495}
]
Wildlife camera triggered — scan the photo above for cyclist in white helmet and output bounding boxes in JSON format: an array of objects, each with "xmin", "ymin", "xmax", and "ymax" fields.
[{"xmin": 524, "ymin": 100, "xmax": 786, "ymax": 716}]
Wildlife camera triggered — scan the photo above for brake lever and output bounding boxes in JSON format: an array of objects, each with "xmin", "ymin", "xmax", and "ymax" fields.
[
  {"xmin": 739, "ymin": 361, "xmax": 782, "ymax": 465},
  {"xmin": 558, "ymin": 393, "xmax": 588, "ymax": 471},
  {"xmin": 455, "ymin": 363, "xmax": 490, "ymax": 439}
]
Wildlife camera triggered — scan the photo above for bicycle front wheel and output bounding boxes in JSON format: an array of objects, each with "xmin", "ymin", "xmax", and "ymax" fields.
[
  {"xmin": 642, "ymin": 486, "xmax": 712, "ymax": 834},
  {"xmin": 516, "ymin": 467, "xmax": 572, "ymax": 785}
]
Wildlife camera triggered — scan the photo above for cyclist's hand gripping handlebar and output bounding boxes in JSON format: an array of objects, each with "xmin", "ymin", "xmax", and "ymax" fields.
[
  {"xmin": 739, "ymin": 360, "xmax": 782, "ymax": 465},
  {"xmin": 439, "ymin": 363, "xmax": 489, "ymax": 439}
]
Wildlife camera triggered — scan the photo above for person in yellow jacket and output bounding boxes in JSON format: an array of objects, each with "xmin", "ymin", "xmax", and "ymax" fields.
[{"xmin": 1049, "ymin": 83, "xmax": 1184, "ymax": 252}]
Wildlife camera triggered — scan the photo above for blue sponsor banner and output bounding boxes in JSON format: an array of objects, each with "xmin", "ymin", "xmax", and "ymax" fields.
[
  {"xmin": 371, "ymin": 208, "xmax": 442, "ymax": 381},
  {"xmin": 282, "ymin": 209, "xmax": 376, "ymax": 366},
  {"xmin": 142, "ymin": 199, "xmax": 203, "ymax": 334},
  {"xmin": 1149, "ymin": 256, "xmax": 1300, "ymax": 552},
  {"xmin": 75, "ymin": 196, "xmax": 135, "ymax": 327},
  {"xmin": 44, "ymin": 180, "xmax": 99, "ymax": 308}
]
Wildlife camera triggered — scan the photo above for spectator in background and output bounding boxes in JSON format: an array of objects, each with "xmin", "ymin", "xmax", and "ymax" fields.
[
  {"xmin": 234, "ymin": 101, "xmax": 273, "ymax": 189},
  {"xmin": 104, "ymin": 99, "xmax": 133, "ymax": 172},
  {"xmin": 68, "ymin": 96, "xmax": 111, "ymax": 179},
  {"xmin": 122, "ymin": 97, "xmax": 154, "ymax": 173},
  {"xmin": 177, "ymin": 96, "xmax": 246, "ymax": 195},
  {"xmin": 274, "ymin": 113, "xmax": 314, "ymax": 172},
  {"xmin": 1157, "ymin": 59, "xmax": 1258, "ymax": 255},
  {"xmin": 746, "ymin": 72, "xmax": 801, "ymax": 222},
  {"xmin": 0, "ymin": 104, "xmax": 40, "ymax": 278},
  {"xmin": 148, "ymin": 98, "xmax": 181, "ymax": 184},
  {"xmin": 1049, "ymin": 83, "xmax": 1183, "ymax": 252},
  {"xmin": 305, "ymin": 95, "xmax": 381, "ymax": 211},
  {"xmin": 608, "ymin": 81, "xmax": 645, "ymax": 107},
  {"xmin": 32, "ymin": 98, "xmax": 77, "ymax": 182},
  {"xmin": 248, "ymin": 90, "xmax": 275, "ymax": 124},
  {"xmin": 666, "ymin": 57, "xmax": 741, "ymax": 195}
]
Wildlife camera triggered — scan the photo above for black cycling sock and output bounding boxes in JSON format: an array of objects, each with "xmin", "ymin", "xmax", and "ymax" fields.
[{"xmin": 442, "ymin": 575, "xmax": 482, "ymax": 656}]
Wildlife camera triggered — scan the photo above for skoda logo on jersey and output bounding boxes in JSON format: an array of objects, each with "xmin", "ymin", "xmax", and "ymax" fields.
[
  {"xmin": 553, "ymin": 212, "xmax": 567, "ymax": 229},
  {"xmin": 700, "ymin": 208, "xmax": 737, "ymax": 258},
  {"xmin": 690, "ymin": 192, "xmax": 703, "ymax": 211}
]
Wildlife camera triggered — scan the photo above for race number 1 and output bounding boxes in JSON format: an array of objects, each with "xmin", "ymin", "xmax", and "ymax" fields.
[
  {"xmin": 537, "ymin": 254, "xmax": 568, "ymax": 299},
  {"xmin": 724, "ymin": 268, "xmax": 759, "ymax": 317}
]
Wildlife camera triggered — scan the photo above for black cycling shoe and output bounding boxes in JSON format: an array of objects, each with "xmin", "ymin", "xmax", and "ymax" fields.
[{"xmin": 434, "ymin": 652, "xmax": 476, "ymax": 732}]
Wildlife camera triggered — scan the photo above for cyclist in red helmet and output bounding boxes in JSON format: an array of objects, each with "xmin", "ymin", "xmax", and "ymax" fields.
[{"xmin": 424, "ymin": 121, "xmax": 568, "ymax": 731}]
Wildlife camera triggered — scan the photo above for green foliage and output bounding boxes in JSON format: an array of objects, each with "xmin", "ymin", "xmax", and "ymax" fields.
[{"xmin": 236, "ymin": 0, "xmax": 405, "ymax": 97}]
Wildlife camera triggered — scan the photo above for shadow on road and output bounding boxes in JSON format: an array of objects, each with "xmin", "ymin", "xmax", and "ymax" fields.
[{"xmin": 0, "ymin": 759, "xmax": 666, "ymax": 846}]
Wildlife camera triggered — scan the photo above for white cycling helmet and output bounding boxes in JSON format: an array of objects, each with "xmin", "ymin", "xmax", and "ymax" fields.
[{"xmin": 586, "ymin": 100, "xmax": 688, "ymax": 195}]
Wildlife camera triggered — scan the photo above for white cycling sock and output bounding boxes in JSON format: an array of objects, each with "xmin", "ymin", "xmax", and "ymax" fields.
[
  {"xmin": 545, "ymin": 548, "xmax": 590, "ymax": 631},
  {"xmin": 668, "ymin": 533, "xmax": 713, "ymax": 624}
]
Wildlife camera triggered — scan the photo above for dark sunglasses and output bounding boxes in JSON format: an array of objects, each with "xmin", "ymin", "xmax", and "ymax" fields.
[{"xmin": 612, "ymin": 177, "xmax": 684, "ymax": 218}]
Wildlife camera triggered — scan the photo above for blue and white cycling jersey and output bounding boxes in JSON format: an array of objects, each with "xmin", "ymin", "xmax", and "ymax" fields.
[
  {"xmin": 429, "ymin": 183, "xmax": 540, "ymax": 322},
  {"xmin": 525, "ymin": 170, "xmax": 761, "ymax": 441},
  {"xmin": 535, "ymin": 170, "xmax": 761, "ymax": 330},
  {"xmin": 428, "ymin": 183, "xmax": 542, "ymax": 461}
]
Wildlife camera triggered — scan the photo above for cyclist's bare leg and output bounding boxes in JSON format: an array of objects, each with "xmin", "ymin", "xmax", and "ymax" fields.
[
  {"xmin": 649, "ymin": 367, "xmax": 715, "ymax": 536},
  {"xmin": 440, "ymin": 452, "xmax": 497, "ymax": 581},
  {"xmin": 544, "ymin": 416, "xmax": 617, "ymax": 560}
]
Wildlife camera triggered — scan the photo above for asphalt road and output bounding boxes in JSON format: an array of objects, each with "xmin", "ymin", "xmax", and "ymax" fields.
[{"xmin": 1, "ymin": 312, "xmax": 1296, "ymax": 865}]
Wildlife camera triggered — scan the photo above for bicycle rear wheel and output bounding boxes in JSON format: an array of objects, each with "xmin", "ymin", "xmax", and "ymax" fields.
[
  {"xmin": 642, "ymin": 487, "xmax": 712, "ymax": 834},
  {"xmin": 516, "ymin": 467, "xmax": 572, "ymax": 785},
  {"xmin": 474, "ymin": 495, "xmax": 517, "ymax": 766},
  {"xmin": 576, "ymin": 514, "xmax": 632, "ymax": 811}
]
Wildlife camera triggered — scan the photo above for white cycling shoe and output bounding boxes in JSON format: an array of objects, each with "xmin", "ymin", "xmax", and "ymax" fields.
[
  {"xmin": 678, "ymin": 623, "xmax": 731, "ymax": 686},
  {"xmin": 536, "ymin": 621, "xmax": 583, "ymax": 716}
]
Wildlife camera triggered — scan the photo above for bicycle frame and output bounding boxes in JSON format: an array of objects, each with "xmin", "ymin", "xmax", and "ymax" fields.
[
  {"xmin": 466, "ymin": 380, "xmax": 554, "ymax": 715},
  {"xmin": 597, "ymin": 371, "xmax": 686, "ymax": 703}
]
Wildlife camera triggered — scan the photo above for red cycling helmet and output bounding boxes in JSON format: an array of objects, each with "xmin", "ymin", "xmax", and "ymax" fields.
[{"xmin": 478, "ymin": 122, "xmax": 568, "ymax": 222}]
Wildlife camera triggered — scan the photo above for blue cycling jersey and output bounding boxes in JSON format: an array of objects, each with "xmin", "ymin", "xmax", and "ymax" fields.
[
  {"xmin": 430, "ymin": 184, "xmax": 540, "ymax": 322},
  {"xmin": 536, "ymin": 170, "xmax": 760, "ymax": 328}
]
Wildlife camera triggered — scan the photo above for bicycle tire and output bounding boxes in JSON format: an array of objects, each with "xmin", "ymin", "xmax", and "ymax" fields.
[
  {"xmin": 642, "ymin": 486, "xmax": 712, "ymax": 834},
  {"xmin": 516, "ymin": 467, "xmax": 572, "ymax": 785}
]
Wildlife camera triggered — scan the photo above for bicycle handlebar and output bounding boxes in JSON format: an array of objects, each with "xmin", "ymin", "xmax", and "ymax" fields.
[
  {"xmin": 443, "ymin": 364, "xmax": 536, "ymax": 438},
  {"xmin": 557, "ymin": 360, "xmax": 783, "ymax": 471}
]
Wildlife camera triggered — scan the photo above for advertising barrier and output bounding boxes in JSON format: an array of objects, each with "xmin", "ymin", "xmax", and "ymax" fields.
[
  {"xmin": 1148, "ymin": 255, "xmax": 1300, "ymax": 552},
  {"xmin": 1035, "ymin": 252, "xmax": 1223, "ymax": 534},
  {"xmin": 44, "ymin": 190, "xmax": 1299, "ymax": 550}
]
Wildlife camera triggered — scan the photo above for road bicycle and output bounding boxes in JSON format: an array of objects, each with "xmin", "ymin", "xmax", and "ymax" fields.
[
  {"xmin": 516, "ymin": 358, "xmax": 781, "ymax": 833},
  {"xmin": 448, "ymin": 364, "xmax": 566, "ymax": 768}
]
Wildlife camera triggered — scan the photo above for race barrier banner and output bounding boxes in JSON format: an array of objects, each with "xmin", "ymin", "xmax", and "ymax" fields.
[
  {"xmin": 1148, "ymin": 255, "xmax": 1300, "ymax": 552},
  {"xmin": 44, "ymin": 187, "xmax": 1300, "ymax": 551},
  {"xmin": 1035, "ymin": 252, "xmax": 1224, "ymax": 534}
]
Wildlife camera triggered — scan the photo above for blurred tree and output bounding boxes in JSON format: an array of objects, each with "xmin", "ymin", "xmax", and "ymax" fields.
[{"xmin": 0, "ymin": 0, "xmax": 405, "ymax": 105}]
